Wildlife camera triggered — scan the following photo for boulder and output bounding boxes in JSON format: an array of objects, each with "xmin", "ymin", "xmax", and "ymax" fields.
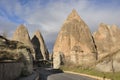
[{"xmin": 0, "ymin": 35, "xmax": 33, "ymax": 76}]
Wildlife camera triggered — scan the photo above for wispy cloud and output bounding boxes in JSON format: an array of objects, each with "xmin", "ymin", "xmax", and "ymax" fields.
[{"xmin": 0, "ymin": 0, "xmax": 120, "ymax": 52}]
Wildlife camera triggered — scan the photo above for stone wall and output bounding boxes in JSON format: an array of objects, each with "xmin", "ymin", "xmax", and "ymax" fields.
[{"xmin": 0, "ymin": 62, "xmax": 23, "ymax": 80}]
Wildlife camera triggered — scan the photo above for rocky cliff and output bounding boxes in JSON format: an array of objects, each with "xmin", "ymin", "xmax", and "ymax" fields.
[
  {"xmin": 93, "ymin": 23, "xmax": 120, "ymax": 72},
  {"xmin": 93, "ymin": 23, "xmax": 120, "ymax": 59},
  {"xmin": 96, "ymin": 49, "xmax": 120, "ymax": 72},
  {"xmin": 12, "ymin": 24, "xmax": 35, "ymax": 60},
  {"xmin": 53, "ymin": 9, "xmax": 97, "ymax": 68},
  {"xmin": 31, "ymin": 31, "xmax": 49, "ymax": 60}
]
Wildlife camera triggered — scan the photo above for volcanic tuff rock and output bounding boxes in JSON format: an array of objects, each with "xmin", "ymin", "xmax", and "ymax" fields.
[
  {"xmin": 53, "ymin": 53, "xmax": 61, "ymax": 69},
  {"xmin": 53, "ymin": 9, "xmax": 97, "ymax": 68},
  {"xmin": 93, "ymin": 23, "xmax": 120, "ymax": 72},
  {"xmin": 93, "ymin": 23, "xmax": 120, "ymax": 59},
  {"xmin": 0, "ymin": 35, "xmax": 33, "ymax": 76},
  {"xmin": 31, "ymin": 31, "xmax": 49, "ymax": 60},
  {"xmin": 96, "ymin": 49, "xmax": 120, "ymax": 72},
  {"xmin": 12, "ymin": 24, "xmax": 35, "ymax": 60}
]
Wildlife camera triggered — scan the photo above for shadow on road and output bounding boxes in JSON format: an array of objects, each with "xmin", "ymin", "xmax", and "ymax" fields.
[{"xmin": 38, "ymin": 68, "xmax": 63, "ymax": 80}]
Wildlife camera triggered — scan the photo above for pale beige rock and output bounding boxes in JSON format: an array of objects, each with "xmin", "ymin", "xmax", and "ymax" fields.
[
  {"xmin": 53, "ymin": 9, "xmax": 97, "ymax": 67},
  {"xmin": 31, "ymin": 31, "xmax": 49, "ymax": 60},
  {"xmin": 96, "ymin": 49, "xmax": 120, "ymax": 72},
  {"xmin": 53, "ymin": 51, "xmax": 64, "ymax": 69},
  {"xmin": 53, "ymin": 52, "xmax": 61, "ymax": 69},
  {"xmin": 93, "ymin": 23, "xmax": 120, "ymax": 72},
  {"xmin": 12, "ymin": 24, "xmax": 35, "ymax": 60},
  {"xmin": 93, "ymin": 23, "xmax": 120, "ymax": 59}
]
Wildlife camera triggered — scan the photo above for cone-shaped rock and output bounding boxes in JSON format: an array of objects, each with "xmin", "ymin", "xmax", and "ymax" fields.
[
  {"xmin": 53, "ymin": 9, "xmax": 97, "ymax": 68},
  {"xmin": 93, "ymin": 23, "xmax": 120, "ymax": 72},
  {"xmin": 31, "ymin": 31, "xmax": 49, "ymax": 60},
  {"xmin": 93, "ymin": 23, "xmax": 120, "ymax": 59},
  {"xmin": 12, "ymin": 24, "xmax": 35, "ymax": 59}
]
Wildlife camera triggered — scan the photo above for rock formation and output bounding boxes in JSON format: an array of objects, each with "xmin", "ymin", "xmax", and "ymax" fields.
[
  {"xmin": 96, "ymin": 49, "xmax": 120, "ymax": 72},
  {"xmin": 93, "ymin": 23, "xmax": 120, "ymax": 72},
  {"xmin": 53, "ymin": 9, "xmax": 97, "ymax": 68},
  {"xmin": 93, "ymin": 23, "xmax": 120, "ymax": 59},
  {"xmin": 0, "ymin": 35, "xmax": 33, "ymax": 77},
  {"xmin": 12, "ymin": 24, "xmax": 35, "ymax": 60},
  {"xmin": 53, "ymin": 53, "xmax": 61, "ymax": 69},
  {"xmin": 31, "ymin": 31, "xmax": 49, "ymax": 60}
]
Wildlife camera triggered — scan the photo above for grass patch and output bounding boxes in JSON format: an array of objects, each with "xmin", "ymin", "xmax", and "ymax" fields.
[{"xmin": 60, "ymin": 65, "xmax": 120, "ymax": 80}]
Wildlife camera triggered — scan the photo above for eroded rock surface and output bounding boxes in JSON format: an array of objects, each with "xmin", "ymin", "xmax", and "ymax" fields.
[
  {"xmin": 93, "ymin": 23, "xmax": 120, "ymax": 72},
  {"xmin": 93, "ymin": 23, "xmax": 120, "ymax": 59},
  {"xmin": 53, "ymin": 9, "xmax": 97, "ymax": 68},
  {"xmin": 12, "ymin": 24, "xmax": 35, "ymax": 60},
  {"xmin": 31, "ymin": 31, "xmax": 49, "ymax": 60},
  {"xmin": 0, "ymin": 35, "xmax": 33, "ymax": 76}
]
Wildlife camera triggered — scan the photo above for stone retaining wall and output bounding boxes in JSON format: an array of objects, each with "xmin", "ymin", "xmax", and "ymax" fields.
[{"xmin": 0, "ymin": 62, "xmax": 23, "ymax": 80}]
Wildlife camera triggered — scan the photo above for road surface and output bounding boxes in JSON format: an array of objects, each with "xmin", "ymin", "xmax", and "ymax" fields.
[
  {"xmin": 48, "ymin": 73, "xmax": 96, "ymax": 80},
  {"xmin": 38, "ymin": 68, "xmax": 96, "ymax": 80}
]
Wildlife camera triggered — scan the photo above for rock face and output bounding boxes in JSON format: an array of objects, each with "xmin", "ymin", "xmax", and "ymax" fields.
[
  {"xmin": 93, "ymin": 23, "xmax": 120, "ymax": 72},
  {"xmin": 31, "ymin": 31, "xmax": 49, "ymax": 60},
  {"xmin": 53, "ymin": 53, "xmax": 61, "ymax": 69},
  {"xmin": 12, "ymin": 24, "xmax": 35, "ymax": 60},
  {"xmin": 0, "ymin": 35, "xmax": 33, "ymax": 77},
  {"xmin": 53, "ymin": 9, "xmax": 97, "ymax": 68},
  {"xmin": 96, "ymin": 49, "xmax": 120, "ymax": 72},
  {"xmin": 93, "ymin": 23, "xmax": 120, "ymax": 59}
]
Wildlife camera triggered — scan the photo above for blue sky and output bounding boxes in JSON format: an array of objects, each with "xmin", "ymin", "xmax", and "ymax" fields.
[{"xmin": 0, "ymin": 0, "xmax": 120, "ymax": 52}]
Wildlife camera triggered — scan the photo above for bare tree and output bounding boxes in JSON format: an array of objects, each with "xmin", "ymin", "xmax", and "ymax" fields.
[{"xmin": 111, "ymin": 57, "xmax": 115, "ymax": 73}]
